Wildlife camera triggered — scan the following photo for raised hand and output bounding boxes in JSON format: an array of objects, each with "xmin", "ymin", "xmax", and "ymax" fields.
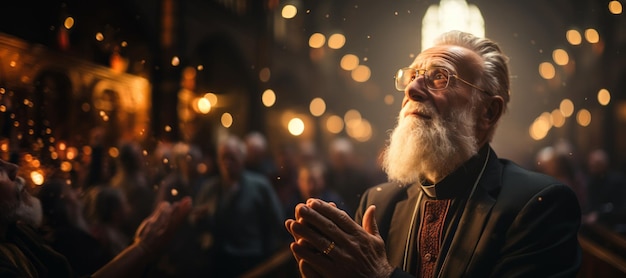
[{"xmin": 285, "ymin": 198, "xmax": 394, "ymax": 278}]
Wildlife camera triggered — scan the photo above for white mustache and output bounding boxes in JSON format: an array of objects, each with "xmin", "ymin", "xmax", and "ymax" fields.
[{"xmin": 401, "ymin": 102, "xmax": 436, "ymax": 119}]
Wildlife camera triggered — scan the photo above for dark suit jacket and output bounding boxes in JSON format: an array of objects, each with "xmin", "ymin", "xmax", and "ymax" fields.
[{"xmin": 355, "ymin": 147, "xmax": 581, "ymax": 277}]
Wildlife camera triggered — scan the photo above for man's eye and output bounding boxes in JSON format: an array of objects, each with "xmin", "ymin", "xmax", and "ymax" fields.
[{"xmin": 433, "ymin": 73, "xmax": 447, "ymax": 80}]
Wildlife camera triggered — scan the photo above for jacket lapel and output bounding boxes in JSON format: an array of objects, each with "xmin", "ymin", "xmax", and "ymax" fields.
[
  {"xmin": 386, "ymin": 184, "xmax": 422, "ymax": 270},
  {"xmin": 437, "ymin": 148, "xmax": 501, "ymax": 277}
]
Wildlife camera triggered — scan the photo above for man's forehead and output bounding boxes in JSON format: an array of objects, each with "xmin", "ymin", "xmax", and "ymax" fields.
[{"xmin": 411, "ymin": 45, "xmax": 478, "ymax": 69}]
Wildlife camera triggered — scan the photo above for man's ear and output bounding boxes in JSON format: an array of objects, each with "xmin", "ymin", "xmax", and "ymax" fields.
[{"xmin": 479, "ymin": 96, "xmax": 504, "ymax": 131}]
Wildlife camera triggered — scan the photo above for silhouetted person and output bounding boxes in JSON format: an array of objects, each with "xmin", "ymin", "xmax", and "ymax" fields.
[
  {"xmin": 584, "ymin": 148, "xmax": 626, "ymax": 230},
  {"xmin": 193, "ymin": 135, "xmax": 287, "ymax": 277},
  {"xmin": 37, "ymin": 179, "xmax": 111, "ymax": 276}
]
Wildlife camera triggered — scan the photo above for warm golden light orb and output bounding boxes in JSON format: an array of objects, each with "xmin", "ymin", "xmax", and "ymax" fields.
[
  {"xmin": 609, "ymin": 1, "xmax": 623, "ymax": 14},
  {"xmin": 221, "ymin": 113, "xmax": 233, "ymax": 128},
  {"xmin": 204, "ymin": 93, "xmax": 218, "ymax": 106},
  {"xmin": 282, "ymin": 5, "xmax": 297, "ymax": 19},
  {"xmin": 340, "ymin": 54, "xmax": 359, "ymax": 71},
  {"xmin": 351, "ymin": 65, "xmax": 371, "ymax": 82},
  {"xmin": 576, "ymin": 109, "xmax": 591, "ymax": 127},
  {"xmin": 328, "ymin": 33, "xmax": 346, "ymax": 49},
  {"xmin": 197, "ymin": 98, "xmax": 211, "ymax": 114},
  {"xmin": 64, "ymin": 17, "xmax": 75, "ymax": 29},
  {"xmin": 584, "ymin": 29, "xmax": 600, "ymax": 43},
  {"xmin": 31, "ymin": 171, "xmax": 45, "ymax": 186},
  {"xmin": 566, "ymin": 29, "xmax": 582, "ymax": 45},
  {"xmin": 597, "ymin": 89, "xmax": 611, "ymax": 106},
  {"xmin": 262, "ymin": 89, "xmax": 276, "ymax": 107},
  {"xmin": 539, "ymin": 62, "xmax": 556, "ymax": 79},
  {"xmin": 171, "ymin": 56, "xmax": 180, "ymax": 66},
  {"xmin": 288, "ymin": 118, "xmax": 305, "ymax": 136},
  {"xmin": 551, "ymin": 109, "xmax": 566, "ymax": 128},
  {"xmin": 560, "ymin": 99, "xmax": 575, "ymax": 117},
  {"xmin": 309, "ymin": 98, "xmax": 326, "ymax": 117},
  {"xmin": 309, "ymin": 33, "xmax": 326, "ymax": 49},
  {"xmin": 552, "ymin": 49, "xmax": 569, "ymax": 66},
  {"xmin": 326, "ymin": 115, "xmax": 344, "ymax": 134}
]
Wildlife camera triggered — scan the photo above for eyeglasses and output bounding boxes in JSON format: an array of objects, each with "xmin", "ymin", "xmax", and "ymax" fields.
[{"xmin": 394, "ymin": 67, "xmax": 489, "ymax": 95}]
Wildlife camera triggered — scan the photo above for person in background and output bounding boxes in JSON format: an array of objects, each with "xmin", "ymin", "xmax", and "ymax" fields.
[
  {"xmin": 244, "ymin": 131, "xmax": 277, "ymax": 182},
  {"xmin": 193, "ymin": 135, "xmax": 287, "ymax": 277},
  {"xmin": 324, "ymin": 137, "xmax": 372, "ymax": 217},
  {"xmin": 535, "ymin": 144, "xmax": 588, "ymax": 212},
  {"xmin": 0, "ymin": 158, "xmax": 192, "ymax": 277},
  {"xmin": 583, "ymin": 148, "xmax": 626, "ymax": 231},
  {"xmin": 83, "ymin": 185, "xmax": 132, "ymax": 258},
  {"xmin": 110, "ymin": 142, "xmax": 155, "ymax": 236},
  {"xmin": 155, "ymin": 142, "xmax": 206, "ymax": 204},
  {"xmin": 37, "ymin": 179, "xmax": 111, "ymax": 277},
  {"xmin": 285, "ymin": 30, "xmax": 581, "ymax": 277},
  {"xmin": 284, "ymin": 160, "xmax": 346, "ymax": 220}
]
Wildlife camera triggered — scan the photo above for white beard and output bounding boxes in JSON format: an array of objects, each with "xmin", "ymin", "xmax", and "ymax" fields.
[{"xmin": 381, "ymin": 101, "xmax": 478, "ymax": 184}]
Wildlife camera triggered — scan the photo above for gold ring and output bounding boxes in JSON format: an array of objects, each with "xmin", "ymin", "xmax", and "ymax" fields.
[{"xmin": 322, "ymin": 241, "xmax": 336, "ymax": 255}]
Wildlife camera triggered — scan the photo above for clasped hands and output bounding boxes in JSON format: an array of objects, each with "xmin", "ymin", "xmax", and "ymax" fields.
[{"xmin": 284, "ymin": 198, "xmax": 394, "ymax": 278}]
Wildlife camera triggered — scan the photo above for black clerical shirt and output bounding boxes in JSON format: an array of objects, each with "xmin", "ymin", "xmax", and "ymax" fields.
[{"xmin": 407, "ymin": 145, "xmax": 491, "ymax": 277}]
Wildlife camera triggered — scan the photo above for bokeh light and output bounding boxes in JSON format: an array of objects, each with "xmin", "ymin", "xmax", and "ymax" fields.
[
  {"xmin": 584, "ymin": 28, "xmax": 600, "ymax": 43},
  {"xmin": 262, "ymin": 89, "xmax": 276, "ymax": 107},
  {"xmin": 351, "ymin": 65, "xmax": 371, "ymax": 82},
  {"xmin": 64, "ymin": 17, "xmax": 75, "ymax": 30},
  {"xmin": 566, "ymin": 29, "xmax": 582, "ymax": 45},
  {"xmin": 288, "ymin": 117, "xmax": 305, "ymax": 136},
  {"xmin": 539, "ymin": 62, "xmax": 556, "ymax": 79},
  {"xmin": 576, "ymin": 109, "xmax": 591, "ymax": 126},
  {"xmin": 204, "ymin": 93, "xmax": 218, "ymax": 106},
  {"xmin": 309, "ymin": 98, "xmax": 326, "ymax": 117},
  {"xmin": 326, "ymin": 115, "xmax": 344, "ymax": 134},
  {"xmin": 281, "ymin": 5, "xmax": 297, "ymax": 19},
  {"xmin": 309, "ymin": 33, "xmax": 326, "ymax": 49},
  {"xmin": 552, "ymin": 49, "xmax": 569, "ymax": 66},
  {"xmin": 551, "ymin": 109, "xmax": 566, "ymax": 128},
  {"xmin": 197, "ymin": 97, "xmax": 211, "ymax": 114},
  {"xmin": 597, "ymin": 88, "xmax": 611, "ymax": 106},
  {"xmin": 328, "ymin": 33, "xmax": 346, "ymax": 49},
  {"xmin": 609, "ymin": 1, "xmax": 623, "ymax": 14},
  {"xmin": 560, "ymin": 99, "xmax": 575, "ymax": 117},
  {"xmin": 221, "ymin": 113, "xmax": 233, "ymax": 128},
  {"xmin": 340, "ymin": 54, "xmax": 359, "ymax": 71}
]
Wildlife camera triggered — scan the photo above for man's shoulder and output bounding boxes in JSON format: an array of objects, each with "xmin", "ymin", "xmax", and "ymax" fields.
[
  {"xmin": 496, "ymin": 158, "xmax": 578, "ymax": 207},
  {"xmin": 499, "ymin": 158, "xmax": 564, "ymax": 190},
  {"xmin": 361, "ymin": 182, "xmax": 409, "ymax": 203}
]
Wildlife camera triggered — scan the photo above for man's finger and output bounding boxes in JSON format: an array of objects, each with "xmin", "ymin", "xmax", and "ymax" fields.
[
  {"xmin": 299, "ymin": 260, "xmax": 324, "ymax": 278},
  {"xmin": 306, "ymin": 198, "xmax": 360, "ymax": 234},
  {"xmin": 362, "ymin": 205, "xmax": 379, "ymax": 236}
]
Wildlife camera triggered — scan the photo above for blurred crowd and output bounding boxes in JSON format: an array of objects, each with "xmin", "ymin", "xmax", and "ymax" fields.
[
  {"xmin": 7, "ymin": 129, "xmax": 626, "ymax": 277},
  {"xmin": 13, "ymin": 131, "xmax": 386, "ymax": 277}
]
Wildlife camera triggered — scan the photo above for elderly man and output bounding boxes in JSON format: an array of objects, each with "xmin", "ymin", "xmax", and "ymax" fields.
[
  {"xmin": 0, "ymin": 158, "xmax": 192, "ymax": 277},
  {"xmin": 285, "ymin": 30, "xmax": 581, "ymax": 277}
]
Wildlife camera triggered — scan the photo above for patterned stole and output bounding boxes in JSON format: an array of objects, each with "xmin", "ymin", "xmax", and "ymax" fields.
[{"xmin": 418, "ymin": 199, "xmax": 451, "ymax": 278}]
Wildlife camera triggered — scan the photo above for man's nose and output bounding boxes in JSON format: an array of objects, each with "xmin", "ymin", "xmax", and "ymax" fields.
[
  {"xmin": 0, "ymin": 159, "xmax": 18, "ymax": 180},
  {"xmin": 405, "ymin": 75, "xmax": 429, "ymax": 102}
]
